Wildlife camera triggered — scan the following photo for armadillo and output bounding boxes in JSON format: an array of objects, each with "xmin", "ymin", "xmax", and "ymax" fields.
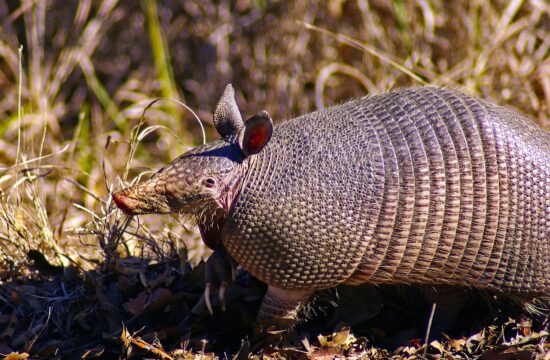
[{"xmin": 113, "ymin": 85, "xmax": 550, "ymax": 321}]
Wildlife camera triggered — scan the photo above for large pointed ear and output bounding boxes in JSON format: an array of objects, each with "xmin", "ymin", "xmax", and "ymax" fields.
[
  {"xmin": 213, "ymin": 84, "xmax": 244, "ymax": 138},
  {"xmin": 238, "ymin": 111, "xmax": 273, "ymax": 156}
]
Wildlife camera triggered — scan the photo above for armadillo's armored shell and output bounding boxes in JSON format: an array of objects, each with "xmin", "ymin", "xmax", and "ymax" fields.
[{"xmin": 222, "ymin": 87, "xmax": 550, "ymax": 296}]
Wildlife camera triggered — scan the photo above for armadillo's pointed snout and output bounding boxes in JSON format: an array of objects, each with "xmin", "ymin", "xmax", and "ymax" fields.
[
  {"xmin": 113, "ymin": 181, "xmax": 172, "ymax": 215},
  {"xmin": 112, "ymin": 179, "xmax": 175, "ymax": 215},
  {"xmin": 112, "ymin": 190, "xmax": 137, "ymax": 215}
]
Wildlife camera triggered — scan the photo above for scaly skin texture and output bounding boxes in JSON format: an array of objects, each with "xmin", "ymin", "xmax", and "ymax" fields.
[{"xmin": 114, "ymin": 86, "xmax": 550, "ymax": 321}]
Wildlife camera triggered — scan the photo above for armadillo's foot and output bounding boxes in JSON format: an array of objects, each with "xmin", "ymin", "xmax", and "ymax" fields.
[
  {"xmin": 257, "ymin": 285, "xmax": 313, "ymax": 320},
  {"xmin": 204, "ymin": 248, "xmax": 237, "ymax": 315},
  {"xmin": 253, "ymin": 286, "xmax": 313, "ymax": 337}
]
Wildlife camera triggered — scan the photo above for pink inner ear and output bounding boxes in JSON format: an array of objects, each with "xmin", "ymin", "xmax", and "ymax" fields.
[{"xmin": 247, "ymin": 126, "xmax": 268, "ymax": 152}]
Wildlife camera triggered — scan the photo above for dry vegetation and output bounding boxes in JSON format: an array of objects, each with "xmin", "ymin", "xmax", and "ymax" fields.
[{"xmin": 0, "ymin": 0, "xmax": 548, "ymax": 358}]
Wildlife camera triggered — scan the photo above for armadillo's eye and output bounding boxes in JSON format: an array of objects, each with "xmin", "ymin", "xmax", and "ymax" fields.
[{"xmin": 203, "ymin": 177, "xmax": 216, "ymax": 188}]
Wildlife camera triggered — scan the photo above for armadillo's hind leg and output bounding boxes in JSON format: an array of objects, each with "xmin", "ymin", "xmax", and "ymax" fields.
[{"xmin": 257, "ymin": 285, "xmax": 313, "ymax": 321}]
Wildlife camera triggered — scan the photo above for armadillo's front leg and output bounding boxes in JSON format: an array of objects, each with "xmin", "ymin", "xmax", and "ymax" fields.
[
  {"xmin": 198, "ymin": 213, "xmax": 238, "ymax": 314},
  {"xmin": 257, "ymin": 285, "xmax": 313, "ymax": 320},
  {"xmin": 203, "ymin": 248, "xmax": 237, "ymax": 314}
]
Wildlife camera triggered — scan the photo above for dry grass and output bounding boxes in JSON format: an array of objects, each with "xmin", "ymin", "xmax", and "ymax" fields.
[
  {"xmin": 0, "ymin": 0, "xmax": 549, "ymax": 273},
  {"xmin": 0, "ymin": 0, "xmax": 547, "ymax": 272},
  {"xmin": 1, "ymin": 0, "xmax": 549, "ymax": 274}
]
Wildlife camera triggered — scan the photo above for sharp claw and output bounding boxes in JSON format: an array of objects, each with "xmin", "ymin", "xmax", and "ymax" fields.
[
  {"xmin": 205, "ymin": 283, "xmax": 213, "ymax": 315},
  {"xmin": 219, "ymin": 283, "xmax": 227, "ymax": 311}
]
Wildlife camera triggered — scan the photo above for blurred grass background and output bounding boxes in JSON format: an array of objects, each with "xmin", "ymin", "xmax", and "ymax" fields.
[{"xmin": 0, "ymin": 0, "xmax": 548, "ymax": 274}]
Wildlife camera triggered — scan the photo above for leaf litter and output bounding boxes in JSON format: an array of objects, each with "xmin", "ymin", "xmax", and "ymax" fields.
[{"xmin": 0, "ymin": 252, "xmax": 547, "ymax": 359}]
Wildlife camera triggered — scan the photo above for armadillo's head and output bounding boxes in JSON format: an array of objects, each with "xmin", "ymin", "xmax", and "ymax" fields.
[
  {"xmin": 112, "ymin": 84, "xmax": 273, "ymax": 218},
  {"xmin": 112, "ymin": 141, "xmax": 245, "ymax": 215}
]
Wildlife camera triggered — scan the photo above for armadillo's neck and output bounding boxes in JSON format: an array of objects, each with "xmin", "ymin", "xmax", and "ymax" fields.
[
  {"xmin": 195, "ymin": 156, "xmax": 251, "ymax": 251},
  {"xmin": 217, "ymin": 158, "xmax": 252, "ymax": 213},
  {"xmin": 198, "ymin": 158, "xmax": 252, "ymax": 243}
]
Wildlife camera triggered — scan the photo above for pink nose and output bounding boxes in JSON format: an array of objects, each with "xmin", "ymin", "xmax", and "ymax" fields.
[{"xmin": 112, "ymin": 191, "xmax": 134, "ymax": 214}]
